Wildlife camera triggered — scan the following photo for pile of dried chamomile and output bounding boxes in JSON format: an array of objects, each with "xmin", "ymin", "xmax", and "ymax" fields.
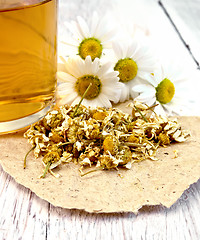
[{"xmin": 24, "ymin": 102, "xmax": 190, "ymax": 177}]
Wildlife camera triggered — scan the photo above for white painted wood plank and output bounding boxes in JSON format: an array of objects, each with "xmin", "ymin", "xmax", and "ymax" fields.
[
  {"xmin": 56, "ymin": 0, "xmax": 200, "ymax": 238},
  {"xmin": 0, "ymin": 159, "xmax": 200, "ymax": 239},
  {"xmin": 132, "ymin": 0, "xmax": 197, "ymax": 70},
  {"xmin": 48, "ymin": 207, "xmax": 127, "ymax": 240},
  {"xmin": 161, "ymin": 0, "xmax": 200, "ymax": 65},
  {"xmin": 0, "ymin": 0, "xmax": 200, "ymax": 239},
  {"xmin": 45, "ymin": 182, "xmax": 200, "ymax": 240},
  {"xmin": 0, "ymin": 165, "xmax": 49, "ymax": 240},
  {"xmin": 58, "ymin": 0, "xmax": 200, "ymax": 109},
  {"xmin": 58, "ymin": 0, "xmax": 198, "ymax": 69},
  {"xmin": 114, "ymin": 0, "xmax": 200, "ymax": 107}
]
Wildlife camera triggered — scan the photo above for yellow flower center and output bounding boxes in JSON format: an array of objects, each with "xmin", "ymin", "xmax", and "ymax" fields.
[
  {"xmin": 75, "ymin": 75, "xmax": 101, "ymax": 100},
  {"xmin": 156, "ymin": 78, "xmax": 175, "ymax": 104},
  {"xmin": 114, "ymin": 58, "xmax": 138, "ymax": 82},
  {"xmin": 78, "ymin": 38, "xmax": 102, "ymax": 61}
]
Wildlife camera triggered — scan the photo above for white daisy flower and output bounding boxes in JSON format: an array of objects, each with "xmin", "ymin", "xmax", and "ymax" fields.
[
  {"xmin": 132, "ymin": 65, "xmax": 189, "ymax": 116},
  {"xmin": 56, "ymin": 56, "xmax": 122, "ymax": 108},
  {"xmin": 61, "ymin": 12, "xmax": 116, "ymax": 61},
  {"xmin": 111, "ymin": 40, "xmax": 157, "ymax": 102}
]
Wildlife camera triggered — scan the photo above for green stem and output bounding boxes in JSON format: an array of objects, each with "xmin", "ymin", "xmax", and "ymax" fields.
[
  {"xmin": 24, "ymin": 146, "xmax": 35, "ymax": 169},
  {"xmin": 72, "ymin": 83, "xmax": 92, "ymax": 118},
  {"xmin": 134, "ymin": 105, "xmax": 148, "ymax": 123},
  {"xmin": 41, "ymin": 162, "xmax": 51, "ymax": 178}
]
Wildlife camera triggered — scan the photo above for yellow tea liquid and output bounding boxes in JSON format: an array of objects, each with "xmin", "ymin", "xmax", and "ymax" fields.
[{"xmin": 0, "ymin": 0, "xmax": 57, "ymax": 126}]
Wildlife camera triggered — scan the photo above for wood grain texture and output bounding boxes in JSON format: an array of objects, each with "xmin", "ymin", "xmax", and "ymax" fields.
[
  {"xmin": 160, "ymin": 0, "xmax": 200, "ymax": 66},
  {"xmin": 112, "ymin": 0, "xmax": 200, "ymax": 109},
  {"xmin": 0, "ymin": 0, "xmax": 200, "ymax": 239},
  {"xmin": 0, "ymin": 162, "xmax": 200, "ymax": 240},
  {"xmin": 0, "ymin": 166, "xmax": 49, "ymax": 239}
]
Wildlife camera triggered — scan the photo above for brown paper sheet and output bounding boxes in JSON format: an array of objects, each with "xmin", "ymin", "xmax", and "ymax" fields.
[{"xmin": 0, "ymin": 116, "xmax": 200, "ymax": 213}]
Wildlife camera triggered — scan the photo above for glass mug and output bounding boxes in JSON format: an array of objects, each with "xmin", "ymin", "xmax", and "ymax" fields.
[{"xmin": 0, "ymin": 0, "xmax": 57, "ymax": 134}]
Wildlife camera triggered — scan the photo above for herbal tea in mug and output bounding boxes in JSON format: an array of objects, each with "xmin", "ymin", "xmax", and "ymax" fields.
[{"xmin": 0, "ymin": 0, "xmax": 57, "ymax": 134}]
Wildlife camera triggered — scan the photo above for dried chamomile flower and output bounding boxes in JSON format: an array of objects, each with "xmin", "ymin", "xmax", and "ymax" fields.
[
  {"xmin": 118, "ymin": 147, "xmax": 132, "ymax": 165},
  {"xmin": 43, "ymin": 110, "xmax": 64, "ymax": 130},
  {"xmin": 60, "ymin": 152, "xmax": 73, "ymax": 163},
  {"xmin": 158, "ymin": 132, "xmax": 170, "ymax": 146},
  {"xmin": 93, "ymin": 110, "xmax": 108, "ymax": 121},
  {"xmin": 41, "ymin": 151, "xmax": 61, "ymax": 178},
  {"xmin": 103, "ymin": 135, "xmax": 118, "ymax": 155},
  {"xmin": 127, "ymin": 133, "xmax": 140, "ymax": 143},
  {"xmin": 49, "ymin": 130, "xmax": 64, "ymax": 144},
  {"xmin": 24, "ymin": 101, "xmax": 190, "ymax": 178},
  {"xmin": 99, "ymin": 154, "xmax": 119, "ymax": 170}
]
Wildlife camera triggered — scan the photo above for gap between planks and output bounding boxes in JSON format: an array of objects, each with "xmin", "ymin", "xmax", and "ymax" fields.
[{"xmin": 159, "ymin": 0, "xmax": 200, "ymax": 69}]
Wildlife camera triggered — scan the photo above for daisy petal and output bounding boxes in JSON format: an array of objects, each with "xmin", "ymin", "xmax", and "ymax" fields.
[
  {"xmin": 143, "ymin": 74, "xmax": 158, "ymax": 87},
  {"xmin": 100, "ymin": 28, "xmax": 117, "ymax": 43},
  {"xmin": 65, "ymin": 57, "xmax": 85, "ymax": 77},
  {"xmin": 154, "ymin": 103, "xmax": 167, "ymax": 116},
  {"xmin": 145, "ymin": 97, "xmax": 156, "ymax": 107},
  {"xmin": 132, "ymin": 84, "xmax": 155, "ymax": 93},
  {"xmin": 91, "ymin": 57, "xmax": 100, "ymax": 74},
  {"xmin": 112, "ymin": 41, "xmax": 123, "ymax": 59},
  {"xmin": 77, "ymin": 16, "xmax": 90, "ymax": 38},
  {"xmin": 127, "ymin": 41, "xmax": 138, "ymax": 58},
  {"xmin": 57, "ymin": 71, "xmax": 77, "ymax": 83},
  {"xmin": 97, "ymin": 62, "xmax": 112, "ymax": 78},
  {"xmin": 56, "ymin": 55, "xmax": 123, "ymax": 108},
  {"xmin": 84, "ymin": 56, "xmax": 93, "ymax": 74},
  {"xmin": 119, "ymin": 84, "xmax": 130, "ymax": 102},
  {"xmin": 64, "ymin": 12, "xmax": 116, "ymax": 61},
  {"xmin": 111, "ymin": 40, "xmax": 158, "ymax": 98},
  {"xmin": 102, "ymin": 85, "xmax": 121, "ymax": 103},
  {"xmin": 136, "ymin": 91, "xmax": 155, "ymax": 101},
  {"xmin": 64, "ymin": 21, "xmax": 82, "ymax": 40},
  {"xmin": 63, "ymin": 92, "xmax": 78, "ymax": 102},
  {"xmin": 98, "ymin": 94, "xmax": 112, "ymax": 108},
  {"xmin": 90, "ymin": 11, "xmax": 100, "ymax": 37}
]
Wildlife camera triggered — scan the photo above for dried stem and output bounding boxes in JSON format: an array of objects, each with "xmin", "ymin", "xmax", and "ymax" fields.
[
  {"xmin": 41, "ymin": 162, "xmax": 51, "ymax": 178},
  {"xmin": 134, "ymin": 105, "xmax": 148, "ymax": 122},
  {"xmin": 72, "ymin": 83, "xmax": 92, "ymax": 118},
  {"xmin": 146, "ymin": 103, "xmax": 159, "ymax": 111},
  {"xmin": 124, "ymin": 142, "xmax": 144, "ymax": 147},
  {"xmin": 24, "ymin": 146, "xmax": 35, "ymax": 169},
  {"xmin": 81, "ymin": 166, "xmax": 104, "ymax": 177},
  {"xmin": 60, "ymin": 142, "xmax": 71, "ymax": 146}
]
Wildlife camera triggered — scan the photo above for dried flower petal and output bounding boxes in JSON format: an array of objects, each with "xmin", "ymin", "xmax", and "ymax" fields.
[{"xmin": 24, "ymin": 102, "xmax": 190, "ymax": 177}]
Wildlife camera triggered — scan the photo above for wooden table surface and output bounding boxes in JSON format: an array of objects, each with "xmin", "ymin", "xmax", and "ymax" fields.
[{"xmin": 1, "ymin": 0, "xmax": 200, "ymax": 239}]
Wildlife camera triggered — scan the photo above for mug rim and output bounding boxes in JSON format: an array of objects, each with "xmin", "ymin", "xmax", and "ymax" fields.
[{"xmin": 0, "ymin": 0, "xmax": 53, "ymax": 12}]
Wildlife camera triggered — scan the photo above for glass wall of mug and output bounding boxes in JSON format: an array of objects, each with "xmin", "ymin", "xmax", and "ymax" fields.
[{"xmin": 0, "ymin": 0, "xmax": 57, "ymax": 134}]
